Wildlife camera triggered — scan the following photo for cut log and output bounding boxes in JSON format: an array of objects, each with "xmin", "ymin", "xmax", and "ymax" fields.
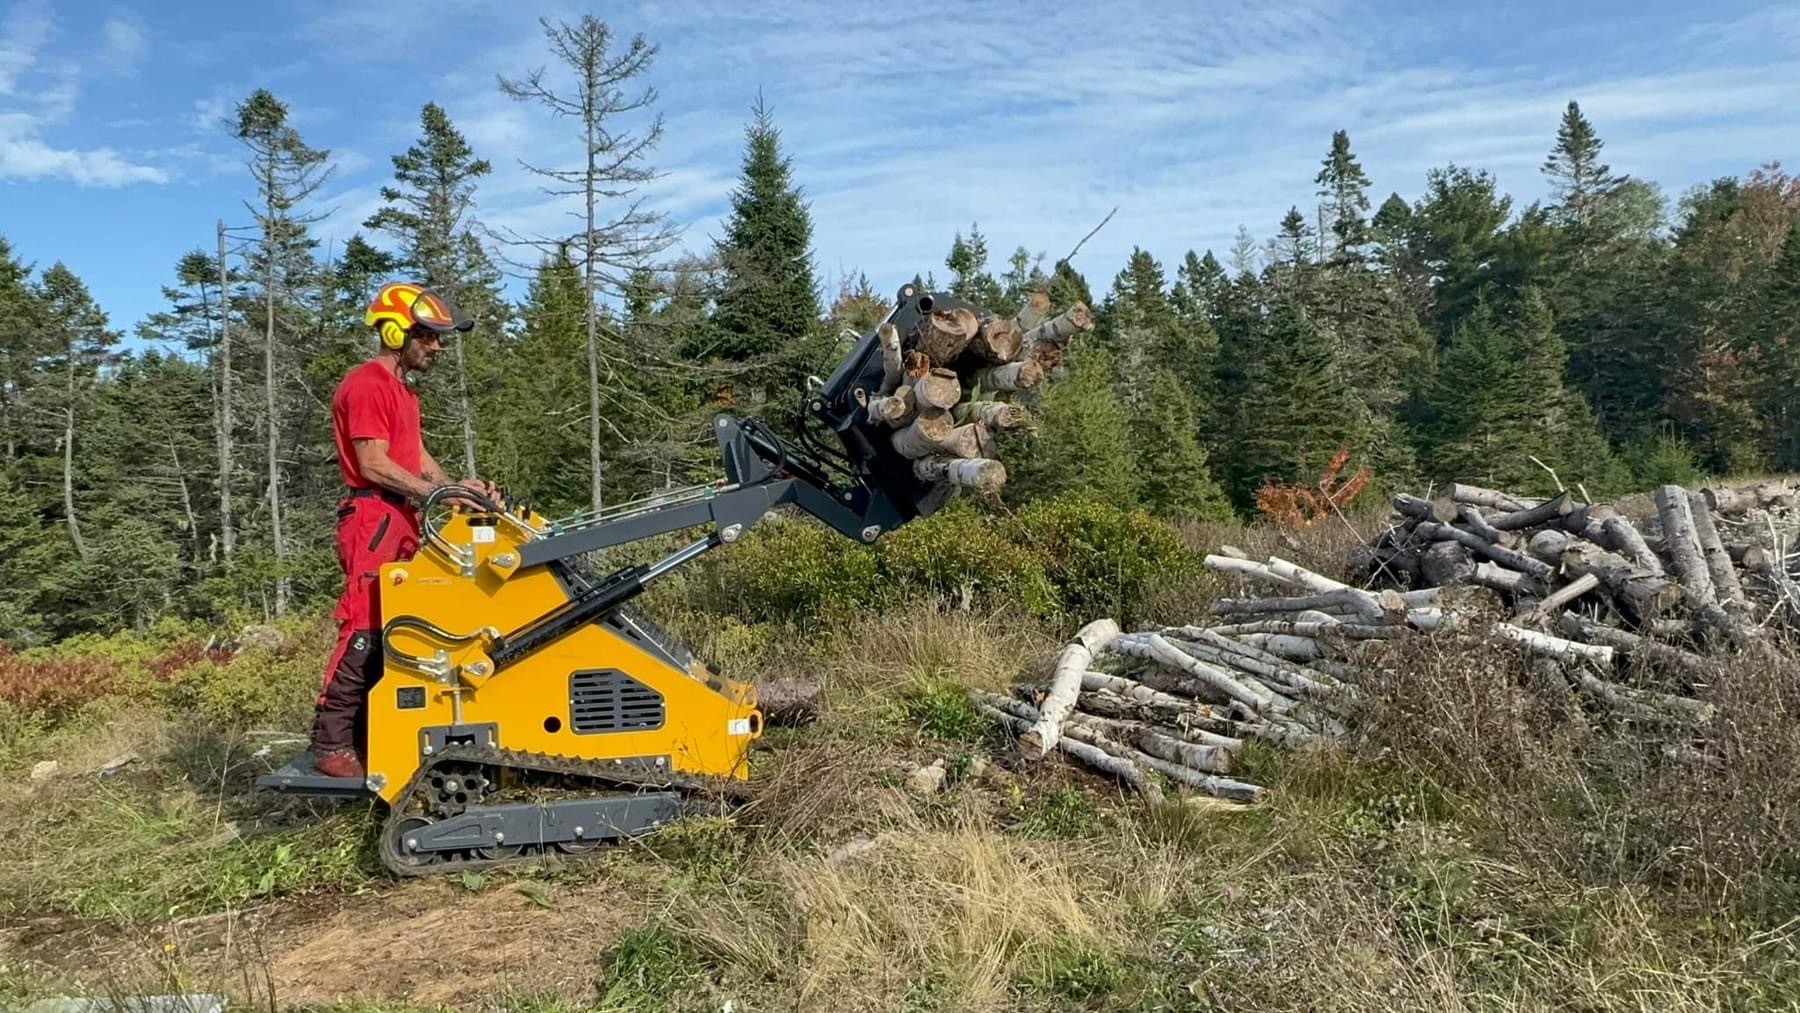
[
  {"xmin": 1014, "ymin": 290, "xmax": 1051, "ymax": 331},
  {"xmin": 1601, "ymin": 515, "xmax": 1663, "ymax": 576},
  {"xmin": 1393, "ymin": 493, "xmax": 1458, "ymax": 523},
  {"xmin": 975, "ymin": 359, "xmax": 1043, "ymax": 393},
  {"xmin": 1445, "ymin": 483, "xmax": 1538, "ymax": 513},
  {"xmin": 976, "ymin": 701, "xmax": 1162, "ymax": 804},
  {"xmin": 931, "ymin": 423, "xmax": 994, "ymax": 460},
  {"xmin": 1559, "ymin": 538, "xmax": 1684, "ymax": 618},
  {"xmin": 1471, "ymin": 560, "xmax": 1547, "ymax": 597},
  {"xmin": 1020, "ymin": 302, "xmax": 1092, "ymax": 348},
  {"xmin": 1491, "ymin": 491, "xmax": 1573, "ymax": 530},
  {"xmin": 889, "ymin": 409, "xmax": 954, "ymax": 458},
  {"xmin": 913, "ymin": 457, "xmax": 1006, "ymax": 495},
  {"xmin": 865, "ymin": 385, "xmax": 916, "ymax": 427},
  {"xmin": 1202, "ymin": 620, "xmax": 1404, "ymax": 640},
  {"xmin": 1071, "ymin": 710, "xmax": 1243, "ymax": 753},
  {"xmin": 1420, "ymin": 539, "xmax": 1477, "ymax": 586},
  {"xmin": 912, "ymin": 367, "xmax": 962, "ymax": 411},
  {"xmin": 1570, "ymin": 670, "xmax": 1713, "ymax": 724},
  {"xmin": 1265, "ymin": 556, "xmax": 1350, "ymax": 593},
  {"xmin": 1207, "ymin": 588, "xmax": 1401, "ymax": 625},
  {"xmin": 1556, "ymin": 613, "xmax": 1712, "ymax": 681},
  {"xmin": 1524, "ymin": 572, "xmax": 1600, "ymax": 624},
  {"xmin": 1203, "ymin": 556, "xmax": 1301, "ymax": 588},
  {"xmin": 1727, "ymin": 543, "xmax": 1769, "ymax": 573},
  {"xmin": 967, "ymin": 317, "xmax": 1022, "ymax": 363},
  {"xmin": 952, "ymin": 400, "xmax": 1030, "ymax": 430},
  {"xmin": 912, "ymin": 307, "xmax": 980, "ymax": 365},
  {"xmin": 1110, "ymin": 633, "xmax": 1279, "ymax": 713},
  {"xmin": 1655, "ymin": 485, "xmax": 1715, "ymax": 607},
  {"xmin": 1018, "ymin": 619, "xmax": 1121, "ymax": 757},
  {"xmin": 1495, "ymin": 623, "xmax": 1616, "ymax": 666},
  {"xmin": 1703, "ymin": 480, "xmax": 1797, "ymax": 516},
  {"xmin": 1457, "ymin": 504, "xmax": 1507, "ymax": 544},
  {"xmin": 1414, "ymin": 520, "xmax": 1554, "ymax": 579},
  {"xmin": 877, "ymin": 323, "xmax": 903, "ymax": 395},
  {"xmin": 1687, "ymin": 490, "xmax": 1748, "ymax": 612},
  {"xmin": 1066, "ymin": 713, "xmax": 1234, "ymax": 772}
]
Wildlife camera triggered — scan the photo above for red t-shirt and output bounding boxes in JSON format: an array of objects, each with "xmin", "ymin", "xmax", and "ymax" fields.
[{"xmin": 331, "ymin": 360, "xmax": 423, "ymax": 489}]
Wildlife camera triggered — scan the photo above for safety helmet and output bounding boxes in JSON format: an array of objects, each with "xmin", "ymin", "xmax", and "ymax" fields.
[{"xmin": 365, "ymin": 282, "xmax": 472, "ymax": 350}]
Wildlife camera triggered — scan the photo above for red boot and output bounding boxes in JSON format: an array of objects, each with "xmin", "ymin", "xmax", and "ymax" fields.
[{"xmin": 314, "ymin": 747, "xmax": 365, "ymax": 779}]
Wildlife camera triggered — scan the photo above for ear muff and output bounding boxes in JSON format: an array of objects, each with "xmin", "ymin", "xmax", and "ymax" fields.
[{"xmin": 380, "ymin": 319, "xmax": 407, "ymax": 350}]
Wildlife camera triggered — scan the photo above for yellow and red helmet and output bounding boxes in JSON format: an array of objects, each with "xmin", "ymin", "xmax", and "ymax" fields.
[{"xmin": 365, "ymin": 282, "xmax": 471, "ymax": 349}]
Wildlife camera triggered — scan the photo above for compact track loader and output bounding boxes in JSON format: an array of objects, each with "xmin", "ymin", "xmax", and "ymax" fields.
[{"xmin": 260, "ymin": 286, "xmax": 966, "ymax": 875}]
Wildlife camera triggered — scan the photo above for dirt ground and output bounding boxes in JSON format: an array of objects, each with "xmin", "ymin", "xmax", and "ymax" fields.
[{"xmin": 4, "ymin": 872, "xmax": 650, "ymax": 1007}]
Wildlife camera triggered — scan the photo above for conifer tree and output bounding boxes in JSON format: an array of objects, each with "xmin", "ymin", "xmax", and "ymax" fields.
[
  {"xmin": 1543, "ymin": 101, "xmax": 1627, "ymax": 250},
  {"xmin": 1225, "ymin": 294, "xmax": 1371, "ymax": 508},
  {"xmin": 944, "ymin": 223, "xmax": 1006, "ymax": 311},
  {"xmin": 0, "ymin": 238, "xmax": 46, "ymax": 462},
  {"xmin": 500, "ymin": 15, "xmax": 675, "ymax": 511},
  {"xmin": 34, "ymin": 264, "xmax": 120, "ymax": 566},
  {"xmin": 710, "ymin": 98, "xmax": 823, "ymax": 406},
  {"xmin": 1315, "ymin": 129, "xmax": 1373, "ymax": 260},
  {"xmin": 1132, "ymin": 367, "xmax": 1232, "ymax": 520},
  {"xmin": 234, "ymin": 88, "xmax": 331, "ymax": 615},
  {"xmin": 1008, "ymin": 344, "xmax": 1137, "ymax": 505},
  {"xmin": 365, "ymin": 101, "xmax": 497, "ymax": 477}
]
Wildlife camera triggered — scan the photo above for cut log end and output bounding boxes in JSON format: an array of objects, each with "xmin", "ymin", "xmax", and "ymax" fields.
[{"xmin": 914, "ymin": 456, "xmax": 1007, "ymax": 495}]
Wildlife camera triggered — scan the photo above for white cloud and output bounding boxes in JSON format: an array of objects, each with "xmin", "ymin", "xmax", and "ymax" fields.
[
  {"xmin": 99, "ymin": 13, "xmax": 146, "ymax": 73},
  {"xmin": 0, "ymin": 0, "xmax": 50, "ymax": 94},
  {"xmin": 0, "ymin": 2, "xmax": 168, "ymax": 186}
]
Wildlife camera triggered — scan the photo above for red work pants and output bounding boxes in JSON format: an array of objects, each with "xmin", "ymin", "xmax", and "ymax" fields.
[{"xmin": 310, "ymin": 491, "xmax": 420, "ymax": 756}]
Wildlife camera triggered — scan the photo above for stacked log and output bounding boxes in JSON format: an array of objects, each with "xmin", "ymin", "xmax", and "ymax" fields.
[
  {"xmin": 971, "ymin": 556, "xmax": 1440, "ymax": 804},
  {"xmin": 1351, "ymin": 478, "xmax": 1800, "ymax": 657},
  {"xmin": 870, "ymin": 294, "xmax": 1094, "ymax": 498}
]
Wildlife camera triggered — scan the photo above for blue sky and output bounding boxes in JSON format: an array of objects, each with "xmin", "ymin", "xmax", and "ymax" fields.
[{"xmin": 2, "ymin": 0, "xmax": 1796, "ymax": 345}]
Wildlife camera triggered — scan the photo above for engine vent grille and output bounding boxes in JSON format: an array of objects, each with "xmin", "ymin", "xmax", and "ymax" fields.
[{"xmin": 569, "ymin": 669, "xmax": 665, "ymax": 734}]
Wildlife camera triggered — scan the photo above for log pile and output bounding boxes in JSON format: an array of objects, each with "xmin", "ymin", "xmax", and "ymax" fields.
[
  {"xmin": 970, "ymin": 557, "xmax": 1442, "ymax": 803},
  {"xmin": 869, "ymin": 294, "xmax": 1093, "ymax": 497},
  {"xmin": 975, "ymin": 477, "xmax": 1798, "ymax": 807},
  {"xmin": 1352, "ymin": 478, "xmax": 1800, "ymax": 651}
]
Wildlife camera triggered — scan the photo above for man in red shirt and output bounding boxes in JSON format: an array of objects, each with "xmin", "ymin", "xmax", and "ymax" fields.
[{"xmin": 310, "ymin": 282, "xmax": 492, "ymax": 779}]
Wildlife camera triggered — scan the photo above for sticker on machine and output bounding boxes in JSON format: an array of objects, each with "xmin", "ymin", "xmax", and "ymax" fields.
[
  {"xmin": 471, "ymin": 527, "xmax": 496, "ymax": 543},
  {"xmin": 728, "ymin": 718, "xmax": 752, "ymax": 736}
]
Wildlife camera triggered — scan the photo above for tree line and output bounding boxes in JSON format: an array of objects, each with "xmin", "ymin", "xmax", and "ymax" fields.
[{"xmin": 1, "ymin": 13, "xmax": 1796, "ymax": 642}]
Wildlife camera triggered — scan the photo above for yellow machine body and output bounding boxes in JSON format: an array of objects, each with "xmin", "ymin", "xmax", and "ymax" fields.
[{"xmin": 364, "ymin": 509, "xmax": 762, "ymax": 804}]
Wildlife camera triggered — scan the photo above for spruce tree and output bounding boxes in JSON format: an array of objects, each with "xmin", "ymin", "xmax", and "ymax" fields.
[
  {"xmin": 1315, "ymin": 129, "xmax": 1372, "ymax": 260},
  {"xmin": 1225, "ymin": 294, "xmax": 1371, "ymax": 509},
  {"xmin": 710, "ymin": 98, "xmax": 824, "ymax": 405},
  {"xmin": 943, "ymin": 223, "xmax": 1005, "ymax": 310},
  {"xmin": 1542, "ymin": 101, "xmax": 1626, "ymax": 248},
  {"xmin": 1132, "ymin": 367, "xmax": 1232, "ymax": 520},
  {"xmin": 365, "ymin": 101, "xmax": 498, "ymax": 477},
  {"xmin": 1008, "ymin": 344, "xmax": 1137, "ymax": 505},
  {"xmin": 37, "ymin": 264, "xmax": 119, "ymax": 565}
]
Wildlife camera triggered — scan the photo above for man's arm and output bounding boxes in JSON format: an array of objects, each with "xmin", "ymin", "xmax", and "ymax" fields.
[
  {"xmin": 419, "ymin": 445, "xmax": 498, "ymax": 504},
  {"xmin": 353, "ymin": 438, "xmax": 437, "ymax": 501}
]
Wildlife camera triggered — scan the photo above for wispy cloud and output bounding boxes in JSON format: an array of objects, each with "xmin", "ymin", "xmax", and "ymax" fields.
[
  {"xmin": 99, "ymin": 12, "xmax": 146, "ymax": 73},
  {"xmin": 0, "ymin": 1, "xmax": 168, "ymax": 186}
]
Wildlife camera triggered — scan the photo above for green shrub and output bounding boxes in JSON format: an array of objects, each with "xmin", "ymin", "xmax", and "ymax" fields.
[
  {"xmin": 881, "ymin": 500, "xmax": 1059, "ymax": 618},
  {"xmin": 700, "ymin": 519, "xmax": 884, "ymax": 624},
  {"xmin": 1016, "ymin": 494, "xmax": 1197, "ymax": 626},
  {"xmin": 1623, "ymin": 426, "xmax": 1704, "ymax": 489}
]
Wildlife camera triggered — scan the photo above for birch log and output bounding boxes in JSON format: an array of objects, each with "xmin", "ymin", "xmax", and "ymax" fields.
[
  {"xmin": 912, "ymin": 368, "xmax": 962, "ymax": 411},
  {"xmin": 913, "ymin": 308, "xmax": 979, "ymax": 364},
  {"xmin": 1111, "ymin": 633, "xmax": 1279, "ymax": 712},
  {"xmin": 1014, "ymin": 290, "xmax": 1051, "ymax": 331},
  {"xmin": 889, "ymin": 409, "xmax": 954, "ymax": 459},
  {"xmin": 1445, "ymin": 483, "xmax": 1537, "ymax": 513},
  {"xmin": 865, "ymin": 385, "xmax": 915, "ymax": 426},
  {"xmin": 1020, "ymin": 303, "xmax": 1092, "ymax": 348},
  {"xmin": 975, "ymin": 359, "xmax": 1043, "ymax": 392},
  {"xmin": 1687, "ymin": 490, "xmax": 1748, "ymax": 612},
  {"xmin": 953, "ymin": 400, "xmax": 1030, "ymax": 430},
  {"xmin": 978, "ymin": 702, "xmax": 1162, "ymax": 803},
  {"xmin": 967, "ymin": 317, "xmax": 1023, "ymax": 363},
  {"xmin": 877, "ymin": 322, "xmax": 903, "ymax": 395},
  {"xmin": 1018, "ymin": 619, "xmax": 1121, "ymax": 756},
  {"xmin": 1414, "ymin": 520, "xmax": 1554, "ymax": 579},
  {"xmin": 1491, "ymin": 491, "xmax": 1573, "ymax": 530},
  {"xmin": 1495, "ymin": 623, "xmax": 1617, "ymax": 666},
  {"xmin": 1602, "ymin": 515, "xmax": 1664, "ymax": 576},
  {"xmin": 913, "ymin": 457, "xmax": 1006, "ymax": 494},
  {"xmin": 1655, "ymin": 485, "xmax": 1715, "ymax": 606}
]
